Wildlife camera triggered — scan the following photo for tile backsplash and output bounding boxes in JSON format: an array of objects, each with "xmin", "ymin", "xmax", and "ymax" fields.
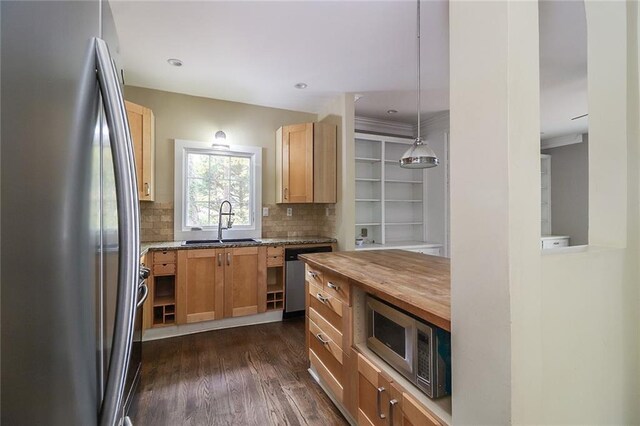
[{"xmin": 139, "ymin": 201, "xmax": 336, "ymax": 243}]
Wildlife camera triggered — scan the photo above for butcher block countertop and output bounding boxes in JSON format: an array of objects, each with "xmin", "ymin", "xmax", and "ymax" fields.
[{"xmin": 299, "ymin": 249, "xmax": 450, "ymax": 331}]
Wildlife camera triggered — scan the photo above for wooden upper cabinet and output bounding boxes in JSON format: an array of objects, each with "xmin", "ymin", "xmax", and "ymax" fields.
[
  {"xmin": 125, "ymin": 100, "xmax": 155, "ymax": 201},
  {"xmin": 276, "ymin": 122, "xmax": 337, "ymax": 204},
  {"xmin": 224, "ymin": 247, "xmax": 267, "ymax": 318},
  {"xmin": 176, "ymin": 249, "xmax": 224, "ymax": 324}
]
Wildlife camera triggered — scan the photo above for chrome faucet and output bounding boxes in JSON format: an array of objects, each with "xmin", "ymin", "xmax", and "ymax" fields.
[{"xmin": 217, "ymin": 200, "xmax": 234, "ymax": 241}]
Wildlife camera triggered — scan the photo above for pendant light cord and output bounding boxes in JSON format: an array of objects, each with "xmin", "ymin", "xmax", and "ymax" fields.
[{"xmin": 416, "ymin": 0, "xmax": 421, "ymax": 141}]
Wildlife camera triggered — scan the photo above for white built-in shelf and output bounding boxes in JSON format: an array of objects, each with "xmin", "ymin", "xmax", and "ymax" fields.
[
  {"xmin": 385, "ymin": 179, "xmax": 423, "ymax": 184},
  {"xmin": 355, "ymin": 157, "xmax": 382, "ymax": 163},
  {"xmin": 355, "ymin": 132, "xmax": 428, "ymax": 249}
]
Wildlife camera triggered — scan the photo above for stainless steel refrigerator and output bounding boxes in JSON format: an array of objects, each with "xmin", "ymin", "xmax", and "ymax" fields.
[{"xmin": 1, "ymin": 1, "xmax": 144, "ymax": 425}]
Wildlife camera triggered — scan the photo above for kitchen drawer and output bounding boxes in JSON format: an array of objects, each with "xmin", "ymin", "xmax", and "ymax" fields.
[
  {"xmin": 305, "ymin": 264, "xmax": 324, "ymax": 288},
  {"xmin": 266, "ymin": 255, "xmax": 283, "ymax": 267},
  {"xmin": 267, "ymin": 246, "xmax": 284, "ymax": 257},
  {"xmin": 309, "ymin": 320, "xmax": 344, "ymax": 384},
  {"xmin": 153, "ymin": 262, "xmax": 176, "ymax": 276},
  {"xmin": 309, "ymin": 307, "xmax": 343, "ymax": 351},
  {"xmin": 310, "ymin": 349, "xmax": 343, "ymax": 403},
  {"xmin": 323, "ymin": 273, "xmax": 350, "ymax": 305},
  {"xmin": 541, "ymin": 237, "xmax": 569, "ymax": 249},
  {"xmin": 308, "ymin": 281, "xmax": 343, "ymax": 318},
  {"xmin": 153, "ymin": 250, "xmax": 176, "ymax": 264}
]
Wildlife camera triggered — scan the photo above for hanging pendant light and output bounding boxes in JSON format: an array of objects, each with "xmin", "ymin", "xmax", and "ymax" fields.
[{"xmin": 400, "ymin": 0, "xmax": 439, "ymax": 169}]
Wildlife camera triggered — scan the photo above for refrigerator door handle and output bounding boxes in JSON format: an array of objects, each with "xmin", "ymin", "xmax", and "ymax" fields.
[{"xmin": 95, "ymin": 37, "xmax": 141, "ymax": 426}]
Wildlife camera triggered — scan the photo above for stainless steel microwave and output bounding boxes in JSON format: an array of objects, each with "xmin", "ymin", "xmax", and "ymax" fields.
[{"xmin": 366, "ymin": 295, "xmax": 451, "ymax": 399}]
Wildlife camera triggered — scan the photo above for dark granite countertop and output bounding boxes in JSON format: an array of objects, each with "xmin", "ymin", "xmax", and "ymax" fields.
[{"xmin": 140, "ymin": 236, "xmax": 337, "ymax": 256}]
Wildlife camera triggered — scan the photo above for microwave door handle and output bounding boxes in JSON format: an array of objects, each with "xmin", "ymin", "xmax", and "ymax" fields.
[
  {"xmin": 95, "ymin": 37, "xmax": 141, "ymax": 426},
  {"xmin": 377, "ymin": 387, "xmax": 387, "ymax": 419}
]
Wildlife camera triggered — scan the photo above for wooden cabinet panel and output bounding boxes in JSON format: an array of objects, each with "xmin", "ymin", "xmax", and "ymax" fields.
[
  {"xmin": 153, "ymin": 263, "xmax": 176, "ymax": 276},
  {"xmin": 276, "ymin": 122, "xmax": 337, "ymax": 203},
  {"xmin": 400, "ymin": 390, "xmax": 442, "ymax": 426},
  {"xmin": 305, "ymin": 264, "xmax": 324, "ymax": 288},
  {"xmin": 282, "ymin": 123, "xmax": 313, "ymax": 203},
  {"xmin": 125, "ymin": 100, "xmax": 155, "ymax": 201},
  {"xmin": 357, "ymin": 353, "xmax": 392, "ymax": 426},
  {"xmin": 224, "ymin": 247, "xmax": 267, "ymax": 318},
  {"xmin": 323, "ymin": 272, "xmax": 351, "ymax": 305},
  {"xmin": 177, "ymin": 249, "xmax": 224, "ymax": 324},
  {"xmin": 310, "ymin": 349, "xmax": 344, "ymax": 403},
  {"xmin": 313, "ymin": 122, "xmax": 337, "ymax": 203},
  {"xmin": 153, "ymin": 250, "xmax": 176, "ymax": 264}
]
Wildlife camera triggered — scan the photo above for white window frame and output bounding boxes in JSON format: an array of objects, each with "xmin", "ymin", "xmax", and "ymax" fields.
[{"xmin": 174, "ymin": 139, "xmax": 262, "ymax": 241}]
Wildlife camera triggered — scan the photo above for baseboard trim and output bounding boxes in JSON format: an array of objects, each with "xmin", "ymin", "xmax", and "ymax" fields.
[{"xmin": 142, "ymin": 310, "xmax": 283, "ymax": 341}]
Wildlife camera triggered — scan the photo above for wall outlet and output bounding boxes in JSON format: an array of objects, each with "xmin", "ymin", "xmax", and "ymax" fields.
[
  {"xmin": 287, "ymin": 208, "xmax": 292, "ymax": 217},
  {"xmin": 326, "ymin": 207, "xmax": 330, "ymax": 217},
  {"xmin": 262, "ymin": 207, "xmax": 269, "ymax": 217}
]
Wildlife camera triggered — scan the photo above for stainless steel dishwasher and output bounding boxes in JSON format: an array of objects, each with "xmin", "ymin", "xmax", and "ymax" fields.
[{"xmin": 284, "ymin": 246, "xmax": 332, "ymax": 318}]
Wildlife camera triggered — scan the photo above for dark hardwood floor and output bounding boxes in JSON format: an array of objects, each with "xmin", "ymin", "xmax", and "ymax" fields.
[{"xmin": 130, "ymin": 317, "xmax": 348, "ymax": 426}]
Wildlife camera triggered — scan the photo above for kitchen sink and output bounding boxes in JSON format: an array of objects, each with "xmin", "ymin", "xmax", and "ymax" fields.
[
  {"xmin": 182, "ymin": 238, "xmax": 258, "ymax": 245},
  {"xmin": 182, "ymin": 239, "xmax": 222, "ymax": 245}
]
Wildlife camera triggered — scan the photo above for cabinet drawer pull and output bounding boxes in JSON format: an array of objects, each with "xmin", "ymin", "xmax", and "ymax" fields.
[
  {"xmin": 317, "ymin": 293, "xmax": 329, "ymax": 303},
  {"xmin": 217, "ymin": 253, "xmax": 222, "ymax": 267},
  {"xmin": 388, "ymin": 399, "xmax": 399, "ymax": 426},
  {"xmin": 377, "ymin": 387, "xmax": 387, "ymax": 419},
  {"xmin": 308, "ymin": 271, "xmax": 318, "ymax": 278},
  {"xmin": 144, "ymin": 182, "xmax": 150, "ymax": 196},
  {"xmin": 327, "ymin": 281, "xmax": 339, "ymax": 291},
  {"xmin": 227, "ymin": 253, "xmax": 231, "ymax": 266},
  {"xmin": 315, "ymin": 333, "xmax": 330, "ymax": 345}
]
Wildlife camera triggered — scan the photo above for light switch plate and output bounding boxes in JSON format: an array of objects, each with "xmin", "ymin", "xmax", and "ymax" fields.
[
  {"xmin": 287, "ymin": 208, "xmax": 292, "ymax": 217},
  {"xmin": 262, "ymin": 207, "xmax": 269, "ymax": 217}
]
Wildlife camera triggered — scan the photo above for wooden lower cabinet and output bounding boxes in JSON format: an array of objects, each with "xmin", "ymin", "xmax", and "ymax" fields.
[
  {"xmin": 177, "ymin": 249, "xmax": 224, "ymax": 324},
  {"xmin": 356, "ymin": 353, "xmax": 443, "ymax": 426},
  {"xmin": 175, "ymin": 247, "xmax": 267, "ymax": 324},
  {"xmin": 224, "ymin": 246, "xmax": 267, "ymax": 318}
]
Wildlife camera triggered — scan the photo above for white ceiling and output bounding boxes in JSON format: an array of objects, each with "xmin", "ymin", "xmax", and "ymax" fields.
[
  {"xmin": 110, "ymin": 0, "xmax": 587, "ymax": 138},
  {"xmin": 110, "ymin": 0, "xmax": 449, "ymax": 118}
]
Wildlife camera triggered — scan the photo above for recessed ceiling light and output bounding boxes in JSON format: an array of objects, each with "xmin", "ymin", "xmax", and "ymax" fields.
[
  {"xmin": 167, "ymin": 58, "xmax": 183, "ymax": 67},
  {"xmin": 294, "ymin": 82, "xmax": 308, "ymax": 89},
  {"xmin": 387, "ymin": 109, "xmax": 398, "ymax": 114}
]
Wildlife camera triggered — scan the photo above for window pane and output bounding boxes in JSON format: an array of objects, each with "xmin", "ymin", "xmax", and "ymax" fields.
[{"xmin": 185, "ymin": 151, "xmax": 252, "ymax": 228}]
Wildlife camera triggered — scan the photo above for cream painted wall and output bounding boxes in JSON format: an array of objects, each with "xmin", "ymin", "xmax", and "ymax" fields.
[
  {"xmin": 318, "ymin": 94, "xmax": 355, "ymax": 251},
  {"xmin": 123, "ymin": 86, "xmax": 317, "ymax": 205},
  {"xmin": 452, "ymin": 1, "xmax": 639, "ymax": 424}
]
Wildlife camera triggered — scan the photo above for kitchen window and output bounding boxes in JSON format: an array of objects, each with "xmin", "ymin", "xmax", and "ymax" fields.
[{"xmin": 174, "ymin": 139, "xmax": 262, "ymax": 241}]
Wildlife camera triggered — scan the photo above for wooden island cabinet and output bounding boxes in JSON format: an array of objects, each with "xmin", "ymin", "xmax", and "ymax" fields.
[{"xmin": 301, "ymin": 250, "xmax": 452, "ymax": 426}]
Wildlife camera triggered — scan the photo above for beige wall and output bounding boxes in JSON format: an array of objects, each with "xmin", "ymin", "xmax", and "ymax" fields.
[
  {"xmin": 452, "ymin": 1, "xmax": 639, "ymax": 424},
  {"xmin": 123, "ymin": 86, "xmax": 317, "ymax": 205},
  {"xmin": 318, "ymin": 94, "xmax": 355, "ymax": 250}
]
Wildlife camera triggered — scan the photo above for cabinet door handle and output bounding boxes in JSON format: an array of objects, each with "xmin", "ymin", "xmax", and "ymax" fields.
[
  {"xmin": 227, "ymin": 253, "xmax": 231, "ymax": 266},
  {"xmin": 388, "ymin": 399, "xmax": 399, "ymax": 426},
  {"xmin": 315, "ymin": 333, "xmax": 330, "ymax": 345},
  {"xmin": 144, "ymin": 182, "xmax": 150, "ymax": 196},
  {"xmin": 217, "ymin": 253, "xmax": 222, "ymax": 267},
  {"xmin": 327, "ymin": 281, "xmax": 339, "ymax": 291},
  {"xmin": 377, "ymin": 387, "xmax": 387, "ymax": 419},
  {"xmin": 284, "ymin": 187, "xmax": 288, "ymax": 200},
  {"xmin": 317, "ymin": 293, "xmax": 329, "ymax": 303}
]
